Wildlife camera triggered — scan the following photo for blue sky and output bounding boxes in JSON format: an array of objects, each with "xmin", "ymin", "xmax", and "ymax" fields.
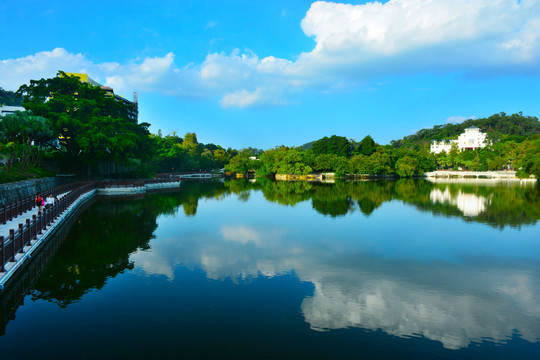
[{"xmin": 1, "ymin": 0, "xmax": 539, "ymax": 149}]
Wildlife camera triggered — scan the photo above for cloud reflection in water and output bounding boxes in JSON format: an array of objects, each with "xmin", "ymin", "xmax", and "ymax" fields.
[{"xmin": 130, "ymin": 200, "xmax": 540, "ymax": 350}]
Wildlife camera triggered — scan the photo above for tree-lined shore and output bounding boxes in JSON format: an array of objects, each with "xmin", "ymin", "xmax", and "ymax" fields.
[
  {"xmin": 1, "ymin": 73, "xmax": 539, "ymax": 182},
  {"xmin": 227, "ymin": 116, "xmax": 540, "ymax": 179}
]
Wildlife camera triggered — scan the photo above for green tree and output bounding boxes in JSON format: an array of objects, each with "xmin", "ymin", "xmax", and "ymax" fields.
[
  {"xmin": 355, "ymin": 135, "xmax": 377, "ymax": 156},
  {"xmin": 213, "ymin": 149, "xmax": 228, "ymax": 167},
  {"xmin": 182, "ymin": 132, "xmax": 198, "ymax": 153},
  {"xmin": 226, "ymin": 153, "xmax": 261, "ymax": 174},
  {"xmin": 349, "ymin": 154, "xmax": 369, "ymax": 174},
  {"xmin": 0, "ymin": 110, "xmax": 55, "ymax": 171},
  {"xmin": 516, "ymin": 136, "xmax": 540, "ymax": 178},
  {"xmin": 395, "ymin": 156, "xmax": 420, "ymax": 177},
  {"xmin": 365, "ymin": 149, "xmax": 394, "ymax": 175},
  {"xmin": 311, "ymin": 135, "xmax": 351, "ymax": 157},
  {"xmin": 151, "ymin": 131, "xmax": 185, "ymax": 172},
  {"xmin": 16, "ymin": 72, "xmax": 152, "ymax": 172}
]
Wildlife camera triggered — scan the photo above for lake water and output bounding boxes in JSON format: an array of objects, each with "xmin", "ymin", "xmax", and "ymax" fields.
[{"xmin": 1, "ymin": 179, "xmax": 539, "ymax": 359}]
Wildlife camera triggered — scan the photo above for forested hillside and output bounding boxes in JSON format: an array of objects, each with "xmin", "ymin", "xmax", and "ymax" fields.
[{"xmin": 391, "ymin": 112, "xmax": 539, "ymax": 149}]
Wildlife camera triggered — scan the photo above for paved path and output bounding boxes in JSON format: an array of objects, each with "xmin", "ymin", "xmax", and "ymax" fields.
[{"xmin": 0, "ymin": 193, "xmax": 69, "ymax": 239}]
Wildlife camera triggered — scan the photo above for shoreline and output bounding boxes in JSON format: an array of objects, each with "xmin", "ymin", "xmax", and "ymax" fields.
[{"xmin": 270, "ymin": 170, "xmax": 536, "ymax": 182}]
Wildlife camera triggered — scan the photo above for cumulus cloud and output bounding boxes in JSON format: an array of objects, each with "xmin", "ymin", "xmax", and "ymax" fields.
[
  {"xmin": 299, "ymin": 1, "xmax": 540, "ymax": 64},
  {"xmin": 2, "ymin": 1, "xmax": 539, "ymax": 108},
  {"xmin": 0, "ymin": 48, "xmax": 91, "ymax": 90}
]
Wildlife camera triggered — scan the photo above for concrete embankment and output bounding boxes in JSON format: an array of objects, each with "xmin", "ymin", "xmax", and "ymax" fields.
[
  {"xmin": 275, "ymin": 173, "xmax": 398, "ymax": 182},
  {"xmin": 97, "ymin": 181, "xmax": 181, "ymax": 195},
  {"xmin": 424, "ymin": 170, "xmax": 536, "ymax": 181},
  {"xmin": 274, "ymin": 171, "xmax": 536, "ymax": 182}
]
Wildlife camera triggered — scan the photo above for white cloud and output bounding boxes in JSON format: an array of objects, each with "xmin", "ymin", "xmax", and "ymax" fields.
[
  {"xmin": 220, "ymin": 87, "xmax": 287, "ymax": 108},
  {"xmin": 205, "ymin": 21, "xmax": 218, "ymax": 30},
  {"xmin": 295, "ymin": 0, "xmax": 540, "ymax": 77},
  {"xmin": 0, "ymin": 48, "xmax": 90, "ymax": 90},
  {"xmin": 221, "ymin": 225, "xmax": 262, "ymax": 245},
  {"xmin": 220, "ymin": 89, "xmax": 262, "ymax": 109},
  {"xmin": 2, "ymin": 1, "xmax": 539, "ymax": 108},
  {"xmin": 123, "ymin": 52, "xmax": 176, "ymax": 91}
]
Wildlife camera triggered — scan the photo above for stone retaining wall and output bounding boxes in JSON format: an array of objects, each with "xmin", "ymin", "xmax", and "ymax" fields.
[{"xmin": 0, "ymin": 178, "xmax": 60, "ymax": 206}]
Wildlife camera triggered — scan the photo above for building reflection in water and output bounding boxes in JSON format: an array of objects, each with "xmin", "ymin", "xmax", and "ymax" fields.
[{"xmin": 430, "ymin": 187, "xmax": 490, "ymax": 217}]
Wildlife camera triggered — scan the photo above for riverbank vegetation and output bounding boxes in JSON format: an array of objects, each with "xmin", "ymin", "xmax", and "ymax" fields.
[{"xmin": 1, "ymin": 74, "xmax": 539, "ymax": 181}]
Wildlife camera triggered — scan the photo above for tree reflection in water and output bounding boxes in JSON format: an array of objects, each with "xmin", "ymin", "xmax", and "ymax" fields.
[
  {"xmin": 3, "ymin": 178, "xmax": 536, "ymax": 358},
  {"xmin": 30, "ymin": 179, "xmax": 539, "ymax": 307},
  {"xmin": 228, "ymin": 178, "xmax": 539, "ymax": 227}
]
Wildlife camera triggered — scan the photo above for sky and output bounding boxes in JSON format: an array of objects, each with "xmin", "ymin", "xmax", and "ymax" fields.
[{"xmin": 1, "ymin": 0, "xmax": 539, "ymax": 149}]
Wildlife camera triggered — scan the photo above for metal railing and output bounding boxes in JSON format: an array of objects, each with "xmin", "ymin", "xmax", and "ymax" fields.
[
  {"xmin": 0, "ymin": 178, "xmax": 181, "ymax": 273},
  {"xmin": 0, "ymin": 183, "xmax": 96, "ymax": 272},
  {"xmin": 0, "ymin": 182, "xmax": 83, "ymax": 225},
  {"xmin": 155, "ymin": 171, "xmax": 213, "ymax": 178}
]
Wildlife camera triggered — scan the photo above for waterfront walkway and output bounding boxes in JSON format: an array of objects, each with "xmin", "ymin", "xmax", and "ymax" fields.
[
  {"xmin": 0, "ymin": 193, "xmax": 69, "ymax": 240},
  {"xmin": 0, "ymin": 177, "xmax": 183, "ymax": 290}
]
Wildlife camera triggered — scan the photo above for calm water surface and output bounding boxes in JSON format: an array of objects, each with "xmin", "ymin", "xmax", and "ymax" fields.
[{"xmin": 1, "ymin": 179, "xmax": 539, "ymax": 359}]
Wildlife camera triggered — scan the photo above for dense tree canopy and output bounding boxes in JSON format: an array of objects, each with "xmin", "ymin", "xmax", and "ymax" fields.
[
  {"xmin": 151, "ymin": 131, "xmax": 233, "ymax": 173},
  {"xmin": 354, "ymin": 135, "xmax": 377, "ymax": 156},
  {"xmin": 16, "ymin": 72, "xmax": 153, "ymax": 170},
  {"xmin": 311, "ymin": 135, "xmax": 351, "ymax": 157},
  {"xmin": 0, "ymin": 110, "xmax": 55, "ymax": 171}
]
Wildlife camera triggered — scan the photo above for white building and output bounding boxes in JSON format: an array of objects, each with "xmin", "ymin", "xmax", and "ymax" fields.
[
  {"xmin": 0, "ymin": 105, "xmax": 25, "ymax": 117},
  {"xmin": 430, "ymin": 127, "xmax": 488, "ymax": 154},
  {"xmin": 430, "ymin": 140, "xmax": 454, "ymax": 154}
]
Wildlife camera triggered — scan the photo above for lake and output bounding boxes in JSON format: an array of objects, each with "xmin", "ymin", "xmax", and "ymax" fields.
[{"xmin": 1, "ymin": 179, "xmax": 539, "ymax": 359}]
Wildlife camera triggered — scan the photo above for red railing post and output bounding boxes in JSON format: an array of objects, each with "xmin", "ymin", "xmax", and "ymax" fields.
[
  {"xmin": 0, "ymin": 236, "xmax": 4, "ymax": 272},
  {"xmin": 25, "ymin": 219, "xmax": 31, "ymax": 246},
  {"xmin": 32, "ymin": 215, "xmax": 37, "ymax": 240},
  {"xmin": 42, "ymin": 210, "xmax": 48, "ymax": 231},
  {"xmin": 37, "ymin": 212, "xmax": 43, "ymax": 235},
  {"xmin": 18, "ymin": 224, "xmax": 24, "ymax": 253},
  {"xmin": 9, "ymin": 229, "xmax": 15, "ymax": 262}
]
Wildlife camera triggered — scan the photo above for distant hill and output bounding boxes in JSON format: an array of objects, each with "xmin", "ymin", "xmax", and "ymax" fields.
[
  {"xmin": 0, "ymin": 88, "xmax": 23, "ymax": 106},
  {"xmin": 299, "ymin": 141, "xmax": 315, "ymax": 150},
  {"xmin": 391, "ymin": 112, "xmax": 540, "ymax": 149}
]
